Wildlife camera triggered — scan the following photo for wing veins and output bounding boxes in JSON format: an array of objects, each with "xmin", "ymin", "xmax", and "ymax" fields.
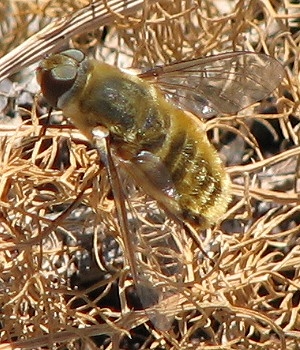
[{"xmin": 139, "ymin": 51, "xmax": 284, "ymax": 117}]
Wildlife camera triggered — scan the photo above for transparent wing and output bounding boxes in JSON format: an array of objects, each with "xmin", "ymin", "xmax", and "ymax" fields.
[
  {"xmin": 126, "ymin": 196, "xmax": 189, "ymax": 331},
  {"xmin": 120, "ymin": 151, "xmax": 193, "ymax": 330},
  {"xmin": 139, "ymin": 51, "xmax": 285, "ymax": 118}
]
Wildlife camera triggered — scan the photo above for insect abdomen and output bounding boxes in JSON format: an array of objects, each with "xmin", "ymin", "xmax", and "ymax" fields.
[{"xmin": 149, "ymin": 98, "xmax": 231, "ymax": 228}]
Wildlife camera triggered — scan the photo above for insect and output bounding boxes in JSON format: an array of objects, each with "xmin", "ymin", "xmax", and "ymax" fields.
[{"xmin": 36, "ymin": 49, "xmax": 284, "ymax": 329}]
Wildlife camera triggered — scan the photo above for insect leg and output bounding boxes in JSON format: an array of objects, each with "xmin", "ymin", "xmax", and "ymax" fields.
[{"xmin": 91, "ymin": 126, "xmax": 140, "ymax": 283}]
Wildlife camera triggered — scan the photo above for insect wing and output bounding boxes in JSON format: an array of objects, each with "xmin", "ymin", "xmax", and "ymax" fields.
[
  {"xmin": 122, "ymin": 151, "xmax": 194, "ymax": 330},
  {"xmin": 139, "ymin": 51, "xmax": 284, "ymax": 117},
  {"xmin": 130, "ymin": 198, "xmax": 189, "ymax": 331},
  {"xmin": 92, "ymin": 128, "xmax": 190, "ymax": 330}
]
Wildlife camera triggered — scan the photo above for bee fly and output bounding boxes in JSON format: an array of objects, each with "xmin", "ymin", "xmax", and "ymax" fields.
[{"xmin": 37, "ymin": 49, "xmax": 284, "ymax": 329}]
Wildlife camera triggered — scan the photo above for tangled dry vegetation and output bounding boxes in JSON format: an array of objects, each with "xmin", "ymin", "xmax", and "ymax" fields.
[{"xmin": 0, "ymin": 0, "xmax": 300, "ymax": 349}]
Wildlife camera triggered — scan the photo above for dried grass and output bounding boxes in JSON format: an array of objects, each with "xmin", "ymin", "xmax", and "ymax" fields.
[{"xmin": 0, "ymin": 0, "xmax": 300, "ymax": 349}]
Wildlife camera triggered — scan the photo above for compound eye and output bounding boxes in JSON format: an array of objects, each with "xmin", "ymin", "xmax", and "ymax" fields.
[
  {"xmin": 36, "ymin": 49, "xmax": 85, "ymax": 107},
  {"xmin": 60, "ymin": 49, "xmax": 85, "ymax": 63},
  {"xmin": 50, "ymin": 64, "xmax": 77, "ymax": 82}
]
